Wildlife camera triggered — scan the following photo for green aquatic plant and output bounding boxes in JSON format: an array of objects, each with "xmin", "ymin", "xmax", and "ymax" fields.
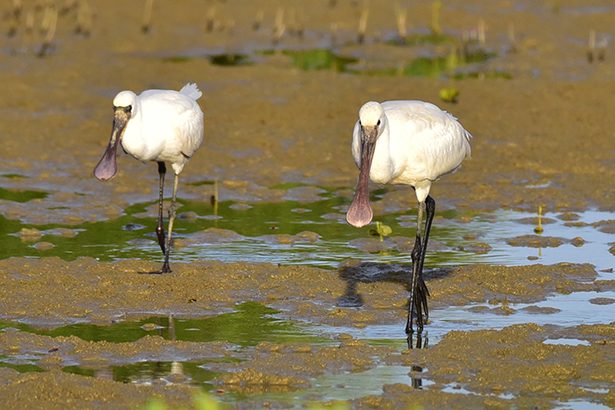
[
  {"xmin": 284, "ymin": 49, "xmax": 357, "ymax": 71},
  {"xmin": 370, "ymin": 221, "xmax": 392, "ymax": 241},
  {"xmin": 452, "ymin": 70, "xmax": 512, "ymax": 80},
  {"xmin": 0, "ymin": 302, "xmax": 323, "ymax": 346},
  {"xmin": 209, "ymin": 53, "xmax": 252, "ymax": 66},
  {"xmin": 534, "ymin": 205, "xmax": 544, "ymax": 234},
  {"xmin": 0, "ymin": 360, "xmax": 44, "ymax": 373},
  {"xmin": 402, "ymin": 56, "xmax": 446, "ymax": 77},
  {"xmin": 439, "ymin": 87, "xmax": 459, "ymax": 103},
  {"xmin": 143, "ymin": 391, "xmax": 221, "ymax": 410},
  {"xmin": 0, "ymin": 187, "xmax": 48, "ymax": 202},
  {"xmin": 144, "ymin": 394, "xmax": 352, "ymax": 410}
]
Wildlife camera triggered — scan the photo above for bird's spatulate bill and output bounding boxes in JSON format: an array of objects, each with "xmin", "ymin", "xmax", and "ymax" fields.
[
  {"xmin": 93, "ymin": 137, "xmax": 119, "ymax": 181},
  {"xmin": 346, "ymin": 142, "xmax": 375, "ymax": 227}
]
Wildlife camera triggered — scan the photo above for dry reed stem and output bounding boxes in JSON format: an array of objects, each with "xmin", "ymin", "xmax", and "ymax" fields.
[
  {"xmin": 7, "ymin": 0, "xmax": 23, "ymax": 37},
  {"xmin": 587, "ymin": 29, "xmax": 596, "ymax": 63},
  {"xmin": 357, "ymin": 5, "xmax": 369, "ymax": 44},
  {"xmin": 395, "ymin": 4, "xmax": 407, "ymax": 40},
  {"xmin": 272, "ymin": 7, "xmax": 285, "ymax": 45},
  {"xmin": 507, "ymin": 22, "xmax": 517, "ymax": 52},
  {"xmin": 477, "ymin": 19, "xmax": 486, "ymax": 46},
  {"xmin": 76, "ymin": 0, "xmax": 93, "ymax": 36},
  {"xmin": 141, "ymin": 0, "xmax": 153, "ymax": 34},
  {"xmin": 205, "ymin": 6, "xmax": 216, "ymax": 32},
  {"xmin": 37, "ymin": 3, "xmax": 57, "ymax": 57},
  {"xmin": 253, "ymin": 10, "xmax": 263, "ymax": 31}
]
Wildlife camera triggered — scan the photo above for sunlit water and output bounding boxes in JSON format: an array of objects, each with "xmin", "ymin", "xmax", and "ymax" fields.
[
  {"xmin": 3, "ymin": 186, "xmax": 613, "ymax": 272},
  {"xmin": 1, "ymin": 185, "xmax": 614, "ymax": 404}
]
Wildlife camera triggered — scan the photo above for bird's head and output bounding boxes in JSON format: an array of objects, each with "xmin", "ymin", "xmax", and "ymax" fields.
[
  {"xmin": 113, "ymin": 91, "xmax": 136, "ymax": 117},
  {"xmin": 93, "ymin": 90, "xmax": 137, "ymax": 181},
  {"xmin": 358, "ymin": 101, "xmax": 385, "ymax": 143},
  {"xmin": 346, "ymin": 101, "xmax": 385, "ymax": 228}
]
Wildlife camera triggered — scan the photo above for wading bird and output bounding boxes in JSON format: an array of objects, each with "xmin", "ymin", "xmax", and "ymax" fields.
[
  {"xmin": 93, "ymin": 83, "xmax": 204, "ymax": 274},
  {"xmin": 346, "ymin": 100, "xmax": 472, "ymax": 342}
]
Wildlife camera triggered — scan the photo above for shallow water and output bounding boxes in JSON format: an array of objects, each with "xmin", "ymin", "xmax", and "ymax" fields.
[
  {"xmin": 0, "ymin": 302, "xmax": 321, "ymax": 345},
  {"xmin": 2, "ymin": 284, "xmax": 614, "ymax": 403},
  {"xmin": 314, "ymin": 290, "xmax": 615, "ymax": 345},
  {"xmin": 3, "ymin": 188, "xmax": 612, "ymax": 272},
  {"xmin": 0, "ymin": 302, "xmax": 326, "ymax": 388},
  {"xmin": 2, "ymin": 0, "xmax": 615, "ymax": 407}
]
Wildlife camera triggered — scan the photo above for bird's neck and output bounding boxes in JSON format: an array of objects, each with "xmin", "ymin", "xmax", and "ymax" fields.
[
  {"xmin": 120, "ymin": 104, "xmax": 147, "ymax": 158},
  {"xmin": 369, "ymin": 124, "xmax": 395, "ymax": 184}
]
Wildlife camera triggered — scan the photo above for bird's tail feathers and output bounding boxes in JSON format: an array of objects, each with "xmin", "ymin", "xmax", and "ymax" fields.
[{"xmin": 180, "ymin": 83, "xmax": 203, "ymax": 101}]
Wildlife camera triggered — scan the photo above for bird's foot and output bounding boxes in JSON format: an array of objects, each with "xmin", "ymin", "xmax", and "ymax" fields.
[
  {"xmin": 160, "ymin": 261, "xmax": 172, "ymax": 274},
  {"xmin": 137, "ymin": 262, "xmax": 172, "ymax": 275},
  {"xmin": 405, "ymin": 278, "xmax": 429, "ymax": 336},
  {"xmin": 407, "ymin": 331, "xmax": 428, "ymax": 349}
]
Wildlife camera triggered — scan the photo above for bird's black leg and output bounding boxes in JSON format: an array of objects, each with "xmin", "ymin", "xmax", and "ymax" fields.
[
  {"xmin": 406, "ymin": 196, "xmax": 435, "ymax": 346},
  {"xmin": 160, "ymin": 173, "xmax": 179, "ymax": 274},
  {"xmin": 155, "ymin": 161, "xmax": 166, "ymax": 255},
  {"xmin": 406, "ymin": 201, "xmax": 425, "ymax": 338},
  {"xmin": 417, "ymin": 196, "xmax": 435, "ymax": 318}
]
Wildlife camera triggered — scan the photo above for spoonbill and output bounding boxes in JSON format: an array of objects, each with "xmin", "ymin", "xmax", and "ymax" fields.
[
  {"xmin": 346, "ymin": 100, "xmax": 472, "ymax": 340},
  {"xmin": 93, "ymin": 83, "xmax": 204, "ymax": 274}
]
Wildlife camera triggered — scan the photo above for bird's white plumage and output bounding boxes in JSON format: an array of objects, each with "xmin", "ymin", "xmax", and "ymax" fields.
[
  {"xmin": 352, "ymin": 100, "xmax": 471, "ymax": 202},
  {"xmin": 93, "ymin": 83, "xmax": 205, "ymax": 273},
  {"xmin": 116, "ymin": 83, "xmax": 204, "ymax": 175}
]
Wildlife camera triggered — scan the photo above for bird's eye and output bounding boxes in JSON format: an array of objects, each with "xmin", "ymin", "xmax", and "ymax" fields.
[
  {"xmin": 125, "ymin": 106, "xmax": 132, "ymax": 113},
  {"xmin": 377, "ymin": 119, "xmax": 381, "ymax": 126},
  {"xmin": 359, "ymin": 120, "xmax": 362, "ymax": 126}
]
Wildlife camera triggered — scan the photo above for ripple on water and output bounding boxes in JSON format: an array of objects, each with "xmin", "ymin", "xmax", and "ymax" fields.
[{"xmin": 2, "ymin": 188, "xmax": 614, "ymax": 272}]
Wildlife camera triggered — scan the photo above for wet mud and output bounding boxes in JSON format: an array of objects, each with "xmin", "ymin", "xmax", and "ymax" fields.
[{"xmin": 1, "ymin": 0, "xmax": 615, "ymax": 409}]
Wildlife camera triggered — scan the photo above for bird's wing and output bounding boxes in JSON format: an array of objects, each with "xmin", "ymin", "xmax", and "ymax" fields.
[
  {"xmin": 384, "ymin": 101, "xmax": 472, "ymax": 180},
  {"xmin": 139, "ymin": 90, "xmax": 195, "ymax": 113},
  {"xmin": 384, "ymin": 100, "xmax": 471, "ymax": 150},
  {"xmin": 138, "ymin": 90, "xmax": 204, "ymax": 158}
]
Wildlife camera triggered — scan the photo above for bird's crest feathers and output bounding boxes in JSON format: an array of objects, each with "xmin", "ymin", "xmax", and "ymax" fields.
[{"xmin": 180, "ymin": 83, "xmax": 203, "ymax": 101}]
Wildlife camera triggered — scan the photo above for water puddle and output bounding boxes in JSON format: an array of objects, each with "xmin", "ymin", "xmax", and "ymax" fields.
[
  {"xmin": 94, "ymin": 361, "xmax": 219, "ymax": 388},
  {"xmin": 1, "ymin": 185, "xmax": 613, "ymax": 404},
  {"xmin": 160, "ymin": 44, "xmax": 509, "ymax": 79},
  {"xmin": 0, "ymin": 302, "xmax": 328, "ymax": 389},
  {"xmin": 316, "ymin": 290, "xmax": 615, "ymax": 346},
  {"xmin": 553, "ymin": 400, "xmax": 612, "ymax": 410},
  {"xmin": 2, "ymin": 191, "xmax": 612, "ymax": 272},
  {"xmin": 0, "ymin": 302, "xmax": 321, "ymax": 346},
  {"xmin": 543, "ymin": 338, "xmax": 591, "ymax": 347},
  {"xmin": 249, "ymin": 364, "xmax": 432, "ymax": 404}
]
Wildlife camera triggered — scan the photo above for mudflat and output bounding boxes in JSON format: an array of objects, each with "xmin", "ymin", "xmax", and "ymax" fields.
[{"xmin": 1, "ymin": 1, "xmax": 614, "ymax": 409}]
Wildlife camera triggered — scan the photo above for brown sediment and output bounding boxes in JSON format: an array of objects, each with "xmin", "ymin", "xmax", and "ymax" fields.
[
  {"xmin": 506, "ymin": 234, "xmax": 567, "ymax": 248},
  {"xmin": 378, "ymin": 323, "xmax": 615, "ymax": 409},
  {"xmin": 0, "ymin": 256, "xmax": 611, "ymax": 409},
  {"xmin": 1, "ymin": 1, "xmax": 615, "ymax": 408}
]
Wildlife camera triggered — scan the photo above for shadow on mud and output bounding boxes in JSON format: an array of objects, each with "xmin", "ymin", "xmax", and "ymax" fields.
[{"xmin": 336, "ymin": 261, "xmax": 453, "ymax": 308}]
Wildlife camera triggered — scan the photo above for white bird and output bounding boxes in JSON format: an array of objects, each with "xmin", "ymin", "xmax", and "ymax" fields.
[
  {"xmin": 94, "ymin": 83, "xmax": 204, "ymax": 274},
  {"xmin": 346, "ymin": 100, "xmax": 472, "ymax": 342}
]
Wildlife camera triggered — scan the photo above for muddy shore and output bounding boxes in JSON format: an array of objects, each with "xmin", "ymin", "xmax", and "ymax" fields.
[{"xmin": 1, "ymin": 1, "xmax": 615, "ymax": 409}]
